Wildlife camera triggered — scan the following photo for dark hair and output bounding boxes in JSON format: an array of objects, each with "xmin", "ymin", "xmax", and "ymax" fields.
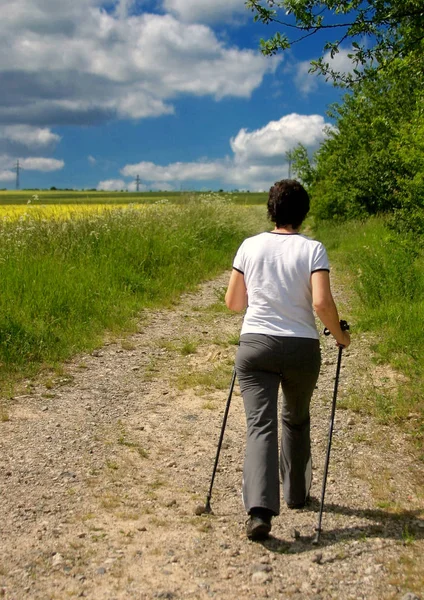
[{"xmin": 267, "ymin": 179, "xmax": 310, "ymax": 229}]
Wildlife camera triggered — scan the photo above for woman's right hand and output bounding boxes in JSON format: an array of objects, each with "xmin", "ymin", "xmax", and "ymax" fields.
[{"xmin": 336, "ymin": 330, "xmax": 351, "ymax": 349}]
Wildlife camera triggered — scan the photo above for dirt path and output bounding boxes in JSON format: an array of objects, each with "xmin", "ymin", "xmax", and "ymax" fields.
[{"xmin": 0, "ymin": 272, "xmax": 423, "ymax": 600}]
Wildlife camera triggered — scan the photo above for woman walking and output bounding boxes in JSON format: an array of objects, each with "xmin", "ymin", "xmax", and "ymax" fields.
[{"xmin": 225, "ymin": 179, "xmax": 350, "ymax": 541}]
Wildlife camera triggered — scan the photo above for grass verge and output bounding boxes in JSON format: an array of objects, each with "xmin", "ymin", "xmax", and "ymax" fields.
[
  {"xmin": 313, "ymin": 216, "xmax": 424, "ymax": 449},
  {"xmin": 0, "ymin": 200, "xmax": 267, "ymax": 394}
]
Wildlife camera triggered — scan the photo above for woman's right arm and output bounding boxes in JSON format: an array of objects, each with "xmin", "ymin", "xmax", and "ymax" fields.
[
  {"xmin": 311, "ymin": 270, "xmax": 351, "ymax": 348},
  {"xmin": 225, "ymin": 269, "xmax": 248, "ymax": 312}
]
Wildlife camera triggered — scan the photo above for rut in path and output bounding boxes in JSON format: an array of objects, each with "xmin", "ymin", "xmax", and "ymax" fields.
[{"xmin": 0, "ymin": 271, "xmax": 423, "ymax": 600}]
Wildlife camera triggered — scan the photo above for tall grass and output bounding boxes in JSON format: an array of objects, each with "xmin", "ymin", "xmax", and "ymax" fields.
[
  {"xmin": 0, "ymin": 200, "xmax": 266, "ymax": 389},
  {"xmin": 314, "ymin": 217, "xmax": 424, "ymax": 442}
]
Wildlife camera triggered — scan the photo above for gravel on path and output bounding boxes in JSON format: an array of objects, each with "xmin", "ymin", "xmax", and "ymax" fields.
[{"xmin": 0, "ymin": 272, "xmax": 423, "ymax": 600}]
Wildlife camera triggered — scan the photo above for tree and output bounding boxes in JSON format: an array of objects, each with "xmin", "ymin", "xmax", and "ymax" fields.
[
  {"xmin": 309, "ymin": 45, "xmax": 424, "ymax": 222},
  {"xmin": 246, "ymin": 1, "xmax": 424, "ymax": 86},
  {"xmin": 286, "ymin": 144, "xmax": 316, "ymax": 189}
]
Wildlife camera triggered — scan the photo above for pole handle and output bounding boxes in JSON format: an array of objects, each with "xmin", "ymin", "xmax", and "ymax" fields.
[{"xmin": 323, "ymin": 319, "xmax": 350, "ymax": 338}]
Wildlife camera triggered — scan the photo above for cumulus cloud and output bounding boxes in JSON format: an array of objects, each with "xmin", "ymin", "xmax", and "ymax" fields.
[
  {"xmin": 126, "ymin": 181, "xmax": 146, "ymax": 192},
  {"xmin": 121, "ymin": 159, "xmax": 287, "ymax": 191},
  {"xmin": 294, "ymin": 61, "xmax": 319, "ymax": 95},
  {"xmin": 20, "ymin": 158, "xmax": 65, "ymax": 171},
  {"xmin": 98, "ymin": 178, "xmax": 175, "ymax": 191},
  {"xmin": 150, "ymin": 182, "xmax": 175, "ymax": 191},
  {"xmin": 0, "ymin": 154, "xmax": 64, "ymax": 182},
  {"xmin": 0, "ymin": 0, "xmax": 279, "ymax": 127},
  {"xmin": 0, "ymin": 170, "xmax": 15, "ymax": 182},
  {"xmin": 115, "ymin": 0, "xmax": 136, "ymax": 19},
  {"xmin": 0, "ymin": 126, "xmax": 60, "ymax": 149},
  {"xmin": 122, "ymin": 160, "xmax": 227, "ymax": 182},
  {"xmin": 324, "ymin": 47, "xmax": 358, "ymax": 74},
  {"xmin": 97, "ymin": 179, "xmax": 127, "ymax": 191},
  {"xmin": 162, "ymin": 0, "xmax": 246, "ymax": 23},
  {"xmin": 295, "ymin": 47, "xmax": 356, "ymax": 94},
  {"xmin": 0, "ymin": 125, "xmax": 62, "ymax": 163},
  {"xmin": 119, "ymin": 113, "xmax": 331, "ymax": 190},
  {"xmin": 230, "ymin": 114, "xmax": 330, "ymax": 165}
]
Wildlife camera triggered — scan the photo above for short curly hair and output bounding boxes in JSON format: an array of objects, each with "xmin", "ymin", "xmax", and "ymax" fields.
[{"xmin": 267, "ymin": 179, "xmax": 310, "ymax": 230}]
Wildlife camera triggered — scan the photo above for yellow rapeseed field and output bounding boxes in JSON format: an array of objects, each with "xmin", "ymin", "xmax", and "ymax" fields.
[{"xmin": 0, "ymin": 203, "xmax": 146, "ymax": 221}]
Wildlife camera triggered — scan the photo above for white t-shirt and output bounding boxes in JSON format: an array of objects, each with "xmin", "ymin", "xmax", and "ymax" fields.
[{"xmin": 233, "ymin": 232, "xmax": 330, "ymax": 339}]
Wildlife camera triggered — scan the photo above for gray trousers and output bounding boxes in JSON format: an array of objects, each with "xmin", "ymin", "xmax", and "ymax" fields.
[{"xmin": 235, "ymin": 334, "xmax": 321, "ymax": 515}]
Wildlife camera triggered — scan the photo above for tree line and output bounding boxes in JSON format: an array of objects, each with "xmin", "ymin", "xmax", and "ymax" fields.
[{"xmin": 249, "ymin": 1, "xmax": 424, "ymax": 235}]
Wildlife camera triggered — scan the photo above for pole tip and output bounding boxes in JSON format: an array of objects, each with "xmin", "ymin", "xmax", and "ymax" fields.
[
  {"xmin": 312, "ymin": 530, "xmax": 321, "ymax": 545},
  {"xmin": 194, "ymin": 501, "xmax": 213, "ymax": 516}
]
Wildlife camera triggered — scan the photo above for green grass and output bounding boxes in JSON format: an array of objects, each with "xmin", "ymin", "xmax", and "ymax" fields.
[
  {"xmin": 402, "ymin": 525, "xmax": 416, "ymax": 545},
  {"xmin": 0, "ymin": 200, "xmax": 267, "ymax": 393},
  {"xmin": 314, "ymin": 216, "xmax": 424, "ymax": 438},
  {"xmin": 180, "ymin": 338, "xmax": 198, "ymax": 356}
]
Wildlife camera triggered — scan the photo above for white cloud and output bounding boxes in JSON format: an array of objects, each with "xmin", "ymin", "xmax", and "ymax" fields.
[
  {"xmin": 0, "ymin": 126, "xmax": 61, "ymax": 149},
  {"xmin": 151, "ymin": 182, "xmax": 175, "ymax": 191},
  {"xmin": 88, "ymin": 155, "xmax": 97, "ymax": 165},
  {"xmin": 120, "ymin": 113, "xmax": 331, "ymax": 190},
  {"xmin": 324, "ymin": 47, "xmax": 357, "ymax": 73},
  {"xmin": 127, "ymin": 180, "xmax": 148, "ymax": 192},
  {"xmin": 126, "ymin": 180, "xmax": 175, "ymax": 191},
  {"xmin": 20, "ymin": 158, "xmax": 65, "ymax": 171},
  {"xmin": 0, "ymin": 155, "xmax": 16, "ymax": 170},
  {"xmin": 294, "ymin": 61, "xmax": 319, "ymax": 95},
  {"xmin": 0, "ymin": 154, "xmax": 64, "ymax": 179},
  {"xmin": 121, "ymin": 159, "xmax": 285, "ymax": 191},
  {"xmin": 122, "ymin": 160, "xmax": 227, "ymax": 182},
  {"xmin": 115, "ymin": 0, "xmax": 136, "ymax": 19},
  {"xmin": 97, "ymin": 179, "xmax": 127, "ymax": 191},
  {"xmin": 231, "ymin": 114, "xmax": 330, "ymax": 165},
  {"xmin": 0, "ymin": 170, "xmax": 15, "ymax": 182},
  {"xmin": 0, "ymin": 1, "xmax": 279, "ymax": 126},
  {"xmin": 98, "ymin": 179, "xmax": 175, "ymax": 191},
  {"xmin": 295, "ymin": 47, "xmax": 356, "ymax": 95},
  {"xmin": 162, "ymin": 0, "xmax": 246, "ymax": 23}
]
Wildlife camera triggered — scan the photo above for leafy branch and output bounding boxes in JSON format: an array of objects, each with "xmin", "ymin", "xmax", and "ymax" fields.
[{"xmin": 246, "ymin": 0, "xmax": 424, "ymax": 86}]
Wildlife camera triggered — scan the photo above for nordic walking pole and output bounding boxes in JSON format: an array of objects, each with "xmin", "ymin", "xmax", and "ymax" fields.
[
  {"xmin": 313, "ymin": 320, "xmax": 350, "ymax": 545},
  {"xmin": 195, "ymin": 367, "xmax": 237, "ymax": 515}
]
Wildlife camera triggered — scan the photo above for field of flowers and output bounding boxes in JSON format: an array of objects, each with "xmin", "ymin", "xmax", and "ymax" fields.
[
  {"xmin": 0, "ymin": 202, "xmax": 150, "ymax": 221},
  {"xmin": 0, "ymin": 193, "xmax": 267, "ymax": 393},
  {"xmin": 0, "ymin": 190, "xmax": 267, "ymax": 206},
  {"xmin": 0, "ymin": 190, "xmax": 181, "ymax": 205}
]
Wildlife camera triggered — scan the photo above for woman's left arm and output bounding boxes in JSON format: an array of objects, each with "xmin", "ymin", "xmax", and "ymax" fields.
[{"xmin": 225, "ymin": 269, "xmax": 248, "ymax": 312}]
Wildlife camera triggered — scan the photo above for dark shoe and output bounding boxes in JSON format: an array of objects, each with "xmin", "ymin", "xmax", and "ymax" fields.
[
  {"xmin": 246, "ymin": 508, "xmax": 272, "ymax": 540},
  {"xmin": 246, "ymin": 516, "xmax": 271, "ymax": 540}
]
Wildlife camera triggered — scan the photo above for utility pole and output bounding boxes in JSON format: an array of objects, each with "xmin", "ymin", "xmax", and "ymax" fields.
[
  {"xmin": 15, "ymin": 159, "xmax": 23, "ymax": 190},
  {"xmin": 135, "ymin": 175, "xmax": 141, "ymax": 192},
  {"xmin": 285, "ymin": 150, "xmax": 294, "ymax": 179}
]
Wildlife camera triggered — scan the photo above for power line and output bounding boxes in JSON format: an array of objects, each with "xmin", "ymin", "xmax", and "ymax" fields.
[{"xmin": 15, "ymin": 159, "xmax": 23, "ymax": 190}]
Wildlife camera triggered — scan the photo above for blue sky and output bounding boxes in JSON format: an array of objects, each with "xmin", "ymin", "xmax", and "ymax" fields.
[{"xmin": 0, "ymin": 0, "xmax": 354, "ymax": 191}]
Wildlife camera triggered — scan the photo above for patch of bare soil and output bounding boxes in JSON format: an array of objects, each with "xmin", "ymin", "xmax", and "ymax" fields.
[{"xmin": 0, "ymin": 272, "xmax": 423, "ymax": 600}]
